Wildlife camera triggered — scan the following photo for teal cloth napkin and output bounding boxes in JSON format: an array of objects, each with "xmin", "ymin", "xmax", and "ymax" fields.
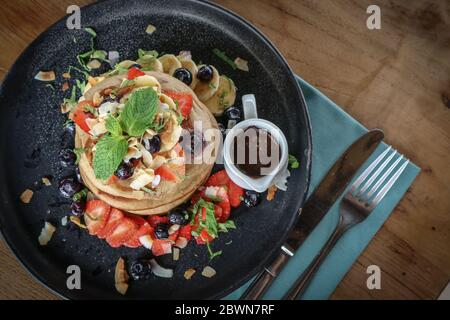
[{"xmin": 224, "ymin": 76, "xmax": 420, "ymax": 300}]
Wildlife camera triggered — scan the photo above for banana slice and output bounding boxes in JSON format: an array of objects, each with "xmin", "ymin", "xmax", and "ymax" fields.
[
  {"xmin": 179, "ymin": 58, "xmax": 198, "ymax": 90},
  {"xmin": 159, "ymin": 114, "xmax": 182, "ymax": 152},
  {"xmin": 194, "ymin": 65, "xmax": 220, "ymax": 102},
  {"xmin": 136, "ymin": 55, "xmax": 163, "ymax": 72},
  {"xmin": 117, "ymin": 60, "xmax": 138, "ymax": 69},
  {"xmin": 158, "ymin": 54, "xmax": 182, "ymax": 75},
  {"xmin": 204, "ymin": 75, "xmax": 237, "ymax": 116}
]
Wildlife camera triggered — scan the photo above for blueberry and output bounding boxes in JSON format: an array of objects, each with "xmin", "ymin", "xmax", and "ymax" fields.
[
  {"xmin": 129, "ymin": 260, "xmax": 152, "ymax": 281},
  {"xmin": 59, "ymin": 149, "xmax": 76, "ymax": 167},
  {"xmin": 173, "ymin": 68, "xmax": 192, "ymax": 86},
  {"xmin": 168, "ymin": 209, "xmax": 188, "ymax": 225},
  {"xmin": 59, "ymin": 177, "xmax": 82, "ymax": 198},
  {"xmin": 243, "ymin": 190, "xmax": 261, "ymax": 208},
  {"xmin": 115, "ymin": 162, "xmax": 134, "ymax": 180},
  {"xmin": 71, "ymin": 199, "xmax": 85, "ymax": 216},
  {"xmin": 197, "ymin": 65, "xmax": 213, "ymax": 82},
  {"xmin": 129, "ymin": 63, "xmax": 142, "ymax": 69},
  {"xmin": 144, "ymin": 135, "xmax": 161, "ymax": 154},
  {"xmin": 225, "ymin": 107, "xmax": 241, "ymax": 121},
  {"xmin": 75, "ymin": 166, "xmax": 83, "ymax": 184},
  {"xmin": 64, "ymin": 121, "xmax": 76, "ymax": 135},
  {"xmin": 218, "ymin": 123, "xmax": 227, "ymax": 137},
  {"xmin": 154, "ymin": 223, "xmax": 169, "ymax": 239}
]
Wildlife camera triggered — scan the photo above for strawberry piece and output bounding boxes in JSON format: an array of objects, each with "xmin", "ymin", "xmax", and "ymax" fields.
[
  {"xmin": 148, "ymin": 215, "xmax": 169, "ymax": 228},
  {"xmin": 206, "ymin": 170, "xmax": 230, "ymax": 187},
  {"xmin": 195, "ymin": 235, "xmax": 206, "ymax": 245},
  {"xmin": 127, "ymin": 67, "xmax": 145, "ymax": 80},
  {"xmin": 84, "ymin": 200, "xmax": 111, "ymax": 236},
  {"xmin": 155, "ymin": 165, "xmax": 181, "ymax": 183},
  {"xmin": 200, "ymin": 229, "xmax": 215, "ymax": 242},
  {"xmin": 179, "ymin": 225, "xmax": 192, "ymax": 241},
  {"xmin": 175, "ymin": 236, "xmax": 188, "ymax": 249},
  {"xmin": 216, "ymin": 187, "xmax": 231, "ymax": 222},
  {"xmin": 107, "ymin": 175, "xmax": 119, "ymax": 185},
  {"xmin": 214, "ymin": 204, "xmax": 223, "ymax": 221},
  {"xmin": 228, "ymin": 180, "xmax": 244, "ymax": 208},
  {"xmin": 124, "ymin": 216, "xmax": 153, "ymax": 248},
  {"xmin": 152, "ymin": 239, "xmax": 173, "ymax": 256},
  {"xmin": 163, "ymin": 91, "xmax": 193, "ymax": 119},
  {"xmin": 168, "ymin": 228, "xmax": 180, "ymax": 243},
  {"xmin": 106, "ymin": 217, "xmax": 139, "ymax": 248},
  {"xmin": 97, "ymin": 208, "xmax": 124, "ymax": 239}
]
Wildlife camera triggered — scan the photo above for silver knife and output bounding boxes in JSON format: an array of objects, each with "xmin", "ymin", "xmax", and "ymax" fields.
[{"xmin": 240, "ymin": 129, "xmax": 384, "ymax": 300}]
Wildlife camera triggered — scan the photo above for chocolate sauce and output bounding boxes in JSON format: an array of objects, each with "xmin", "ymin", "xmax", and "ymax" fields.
[{"xmin": 232, "ymin": 126, "xmax": 281, "ymax": 177}]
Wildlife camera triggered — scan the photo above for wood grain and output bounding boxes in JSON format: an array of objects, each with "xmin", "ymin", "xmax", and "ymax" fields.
[{"xmin": 0, "ymin": 0, "xmax": 449, "ymax": 300}]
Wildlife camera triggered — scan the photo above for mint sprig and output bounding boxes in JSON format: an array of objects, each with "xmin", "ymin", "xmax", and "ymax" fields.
[
  {"xmin": 93, "ymin": 135, "xmax": 128, "ymax": 180},
  {"xmin": 105, "ymin": 116, "xmax": 122, "ymax": 136},
  {"xmin": 288, "ymin": 154, "xmax": 300, "ymax": 169},
  {"xmin": 119, "ymin": 87, "xmax": 158, "ymax": 136}
]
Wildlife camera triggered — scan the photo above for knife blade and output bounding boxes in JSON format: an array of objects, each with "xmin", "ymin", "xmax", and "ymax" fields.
[{"xmin": 240, "ymin": 129, "xmax": 384, "ymax": 300}]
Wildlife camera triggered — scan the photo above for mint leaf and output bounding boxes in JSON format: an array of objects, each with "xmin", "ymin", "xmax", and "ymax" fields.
[
  {"xmin": 218, "ymin": 220, "xmax": 236, "ymax": 233},
  {"xmin": 72, "ymin": 188, "xmax": 88, "ymax": 202},
  {"xmin": 212, "ymin": 48, "xmax": 237, "ymax": 69},
  {"xmin": 105, "ymin": 116, "xmax": 122, "ymax": 136},
  {"xmin": 93, "ymin": 135, "xmax": 128, "ymax": 180},
  {"xmin": 119, "ymin": 88, "xmax": 158, "ymax": 136},
  {"xmin": 288, "ymin": 154, "xmax": 300, "ymax": 169},
  {"xmin": 206, "ymin": 242, "xmax": 222, "ymax": 261},
  {"xmin": 84, "ymin": 27, "xmax": 97, "ymax": 37}
]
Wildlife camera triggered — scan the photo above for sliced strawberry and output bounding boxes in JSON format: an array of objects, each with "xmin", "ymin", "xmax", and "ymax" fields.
[
  {"xmin": 72, "ymin": 101, "xmax": 95, "ymax": 134},
  {"xmin": 84, "ymin": 200, "xmax": 111, "ymax": 236},
  {"xmin": 106, "ymin": 217, "xmax": 139, "ymax": 248},
  {"xmin": 152, "ymin": 239, "xmax": 173, "ymax": 256},
  {"xmin": 97, "ymin": 208, "xmax": 124, "ymax": 239},
  {"xmin": 124, "ymin": 216, "xmax": 153, "ymax": 248},
  {"xmin": 195, "ymin": 235, "xmax": 206, "ymax": 245},
  {"xmin": 214, "ymin": 204, "xmax": 223, "ymax": 221},
  {"xmin": 155, "ymin": 165, "xmax": 181, "ymax": 183},
  {"xmin": 216, "ymin": 187, "xmax": 231, "ymax": 222},
  {"xmin": 179, "ymin": 225, "xmax": 192, "ymax": 241},
  {"xmin": 175, "ymin": 236, "xmax": 188, "ymax": 249},
  {"xmin": 206, "ymin": 170, "xmax": 230, "ymax": 187},
  {"xmin": 163, "ymin": 91, "xmax": 193, "ymax": 119},
  {"xmin": 127, "ymin": 67, "xmax": 145, "ymax": 80},
  {"xmin": 228, "ymin": 180, "xmax": 244, "ymax": 208},
  {"xmin": 148, "ymin": 215, "xmax": 169, "ymax": 228},
  {"xmin": 168, "ymin": 229, "xmax": 180, "ymax": 243}
]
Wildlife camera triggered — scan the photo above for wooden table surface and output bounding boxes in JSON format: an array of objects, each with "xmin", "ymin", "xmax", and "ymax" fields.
[{"xmin": 0, "ymin": 0, "xmax": 449, "ymax": 300}]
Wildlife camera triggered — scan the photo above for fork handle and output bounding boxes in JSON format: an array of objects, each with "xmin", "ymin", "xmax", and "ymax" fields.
[{"xmin": 283, "ymin": 216, "xmax": 346, "ymax": 300}]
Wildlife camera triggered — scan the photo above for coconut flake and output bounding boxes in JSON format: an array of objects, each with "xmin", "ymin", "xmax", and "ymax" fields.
[
  {"xmin": 20, "ymin": 189, "xmax": 34, "ymax": 204},
  {"xmin": 150, "ymin": 259, "xmax": 173, "ymax": 278},
  {"xmin": 61, "ymin": 216, "xmax": 68, "ymax": 226},
  {"xmin": 267, "ymin": 185, "xmax": 278, "ymax": 201},
  {"xmin": 139, "ymin": 235, "xmax": 154, "ymax": 249},
  {"xmin": 70, "ymin": 216, "xmax": 87, "ymax": 229},
  {"xmin": 234, "ymin": 57, "xmax": 249, "ymax": 72},
  {"xmin": 62, "ymin": 72, "xmax": 71, "ymax": 79},
  {"xmin": 151, "ymin": 174, "xmax": 161, "ymax": 188},
  {"xmin": 178, "ymin": 51, "xmax": 192, "ymax": 61},
  {"xmin": 145, "ymin": 24, "xmax": 156, "ymax": 34},
  {"xmin": 34, "ymin": 71, "xmax": 56, "ymax": 81},
  {"xmin": 130, "ymin": 169, "xmax": 155, "ymax": 190},
  {"xmin": 175, "ymin": 236, "xmax": 188, "ymax": 249},
  {"xmin": 173, "ymin": 247, "xmax": 180, "ymax": 261},
  {"xmin": 201, "ymin": 266, "xmax": 217, "ymax": 278},
  {"xmin": 184, "ymin": 268, "xmax": 196, "ymax": 280},
  {"xmin": 38, "ymin": 222, "xmax": 56, "ymax": 246},
  {"xmin": 62, "ymin": 82, "xmax": 70, "ymax": 92},
  {"xmin": 168, "ymin": 224, "xmax": 180, "ymax": 235},
  {"xmin": 42, "ymin": 177, "xmax": 52, "ymax": 186},
  {"xmin": 115, "ymin": 257, "xmax": 129, "ymax": 295},
  {"xmin": 98, "ymin": 101, "xmax": 119, "ymax": 118}
]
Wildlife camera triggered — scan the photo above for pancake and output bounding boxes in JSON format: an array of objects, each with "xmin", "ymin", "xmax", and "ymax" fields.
[{"xmin": 75, "ymin": 71, "xmax": 220, "ymax": 215}]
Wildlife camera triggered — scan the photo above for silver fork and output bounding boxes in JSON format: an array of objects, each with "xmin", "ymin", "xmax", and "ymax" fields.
[{"xmin": 283, "ymin": 146, "xmax": 409, "ymax": 300}]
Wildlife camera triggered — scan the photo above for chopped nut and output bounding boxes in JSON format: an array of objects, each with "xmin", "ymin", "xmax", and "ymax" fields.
[
  {"xmin": 173, "ymin": 247, "xmax": 180, "ymax": 261},
  {"xmin": 115, "ymin": 257, "xmax": 129, "ymax": 295},
  {"xmin": 87, "ymin": 59, "xmax": 102, "ymax": 70},
  {"xmin": 61, "ymin": 216, "xmax": 68, "ymax": 226},
  {"xmin": 70, "ymin": 216, "xmax": 87, "ymax": 229},
  {"xmin": 184, "ymin": 268, "xmax": 196, "ymax": 280},
  {"xmin": 267, "ymin": 185, "xmax": 278, "ymax": 201},
  {"xmin": 20, "ymin": 189, "xmax": 33, "ymax": 204},
  {"xmin": 62, "ymin": 82, "xmax": 70, "ymax": 91},
  {"xmin": 62, "ymin": 72, "xmax": 71, "ymax": 79},
  {"xmin": 234, "ymin": 57, "xmax": 249, "ymax": 72}
]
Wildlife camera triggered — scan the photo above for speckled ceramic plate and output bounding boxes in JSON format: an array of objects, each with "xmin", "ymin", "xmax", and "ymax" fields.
[{"xmin": 0, "ymin": 0, "xmax": 311, "ymax": 299}]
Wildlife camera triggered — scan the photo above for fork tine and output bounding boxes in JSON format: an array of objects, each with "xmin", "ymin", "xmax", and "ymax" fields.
[
  {"xmin": 365, "ymin": 155, "xmax": 404, "ymax": 199},
  {"xmin": 355, "ymin": 149, "xmax": 397, "ymax": 197},
  {"xmin": 350, "ymin": 146, "xmax": 392, "ymax": 193},
  {"xmin": 370, "ymin": 159, "xmax": 409, "ymax": 206}
]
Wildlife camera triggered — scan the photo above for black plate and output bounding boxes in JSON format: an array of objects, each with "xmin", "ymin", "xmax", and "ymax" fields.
[{"xmin": 0, "ymin": 0, "xmax": 311, "ymax": 299}]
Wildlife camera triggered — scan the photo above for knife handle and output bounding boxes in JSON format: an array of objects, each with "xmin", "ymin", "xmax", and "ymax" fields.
[{"xmin": 240, "ymin": 249, "xmax": 291, "ymax": 300}]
